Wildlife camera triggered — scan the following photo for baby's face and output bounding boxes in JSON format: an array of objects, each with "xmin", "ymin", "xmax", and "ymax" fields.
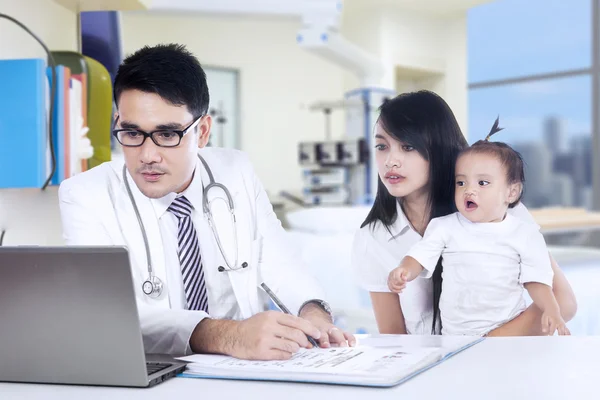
[{"xmin": 454, "ymin": 152, "xmax": 519, "ymax": 223}]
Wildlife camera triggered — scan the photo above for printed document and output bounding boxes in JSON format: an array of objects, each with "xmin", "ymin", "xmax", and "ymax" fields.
[{"xmin": 178, "ymin": 335, "xmax": 483, "ymax": 387}]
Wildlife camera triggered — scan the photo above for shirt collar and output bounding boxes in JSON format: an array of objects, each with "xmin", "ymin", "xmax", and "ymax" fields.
[
  {"xmin": 456, "ymin": 211, "xmax": 516, "ymax": 234},
  {"xmin": 150, "ymin": 158, "xmax": 204, "ymax": 219},
  {"xmin": 387, "ymin": 200, "xmax": 412, "ymax": 240}
]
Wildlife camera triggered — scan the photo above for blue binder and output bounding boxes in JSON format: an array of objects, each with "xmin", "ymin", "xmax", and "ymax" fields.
[
  {"xmin": 46, "ymin": 65, "xmax": 67, "ymax": 185},
  {"xmin": 0, "ymin": 58, "xmax": 48, "ymax": 188}
]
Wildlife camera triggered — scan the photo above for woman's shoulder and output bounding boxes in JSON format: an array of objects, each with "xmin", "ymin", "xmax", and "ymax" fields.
[
  {"xmin": 354, "ymin": 220, "xmax": 389, "ymax": 244},
  {"xmin": 507, "ymin": 202, "xmax": 540, "ymax": 229}
]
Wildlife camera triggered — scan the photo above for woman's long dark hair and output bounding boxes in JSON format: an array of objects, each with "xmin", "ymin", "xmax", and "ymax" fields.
[{"xmin": 361, "ymin": 90, "xmax": 468, "ymax": 334}]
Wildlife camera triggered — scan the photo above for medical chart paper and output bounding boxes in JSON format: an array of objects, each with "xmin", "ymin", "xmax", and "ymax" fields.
[{"xmin": 177, "ymin": 335, "xmax": 483, "ymax": 387}]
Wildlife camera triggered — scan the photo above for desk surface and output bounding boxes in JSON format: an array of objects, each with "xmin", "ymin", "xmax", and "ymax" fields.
[
  {"xmin": 0, "ymin": 336, "xmax": 596, "ymax": 400},
  {"xmin": 531, "ymin": 207, "xmax": 600, "ymax": 233}
]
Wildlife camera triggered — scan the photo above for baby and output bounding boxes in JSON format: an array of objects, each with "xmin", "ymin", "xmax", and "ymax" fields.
[{"xmin": 388, "ymin": 120, "xmax": 569, "ymax": 336}]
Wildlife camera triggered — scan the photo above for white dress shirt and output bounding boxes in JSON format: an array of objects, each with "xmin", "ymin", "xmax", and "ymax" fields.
[
  {"xmin": 408, "ymin": 211, "xmax": 553, "ymax": 336},
  {"xmin": 351, "ymin": 202, "xmax": 540, "ymax": 335},
  {"xmin": 151, "ymin": 168, "xmax": 242, "ymax": 320}
]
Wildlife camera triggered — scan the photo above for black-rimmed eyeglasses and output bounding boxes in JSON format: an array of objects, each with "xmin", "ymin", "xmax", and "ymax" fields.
[{"xmin": 112, "ymin": 115, "xmax": 203, "ymax": 148}]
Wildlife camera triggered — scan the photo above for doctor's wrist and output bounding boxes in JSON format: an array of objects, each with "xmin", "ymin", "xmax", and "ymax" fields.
[
  {"xmin": 298, "ymin": 300, "xmax": 333, "ymax": 323},
  {"xmin": 189, "ymin": 318, "xmax": 239, "ymax": 355}
]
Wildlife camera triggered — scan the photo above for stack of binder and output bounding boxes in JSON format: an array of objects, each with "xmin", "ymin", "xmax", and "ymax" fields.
[{"xmin": 0, "ymin": 53, "xmax": 112, "ymax": 189}]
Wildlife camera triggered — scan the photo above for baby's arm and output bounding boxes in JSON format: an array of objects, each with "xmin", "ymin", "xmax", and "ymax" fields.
[
  {"xmin": 388, "ymin": 217, "xmax": 448, "ymax": 293},
  {"xmin": 519, "ymin": 227, "xmax": 569, "ymax": 335},
  {"xmin": 525, "ymin": 282, "xmax": 570, "ymax": 335},
  {"xmin": 388, "ymin": 257, "xmax": 424, "ymax": 293}
]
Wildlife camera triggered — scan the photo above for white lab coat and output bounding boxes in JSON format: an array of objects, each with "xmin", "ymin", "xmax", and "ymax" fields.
[{"xmin": 59, "ymin": 147, "xmax": 324, "ymax": 355}]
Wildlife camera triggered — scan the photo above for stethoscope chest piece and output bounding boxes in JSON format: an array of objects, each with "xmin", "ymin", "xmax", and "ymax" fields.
[{"xmin": 142, "ymin": 276, "xmax": 163, "ymax": 298}]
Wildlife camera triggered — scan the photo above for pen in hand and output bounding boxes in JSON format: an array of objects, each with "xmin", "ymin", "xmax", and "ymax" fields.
[{"xmin": 260, "ymin": 282, "xmax": 320, "ymax": 348}]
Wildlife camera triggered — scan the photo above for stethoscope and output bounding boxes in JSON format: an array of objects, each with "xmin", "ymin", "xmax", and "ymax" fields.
[{"xmin": 123, "ymin": 154, "xmax": 248, "ymax": 299}]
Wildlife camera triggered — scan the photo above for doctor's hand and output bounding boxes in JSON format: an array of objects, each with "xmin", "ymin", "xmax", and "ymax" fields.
[
  {"xmin": 299, "ymin": 303, "xmax": 357, "ymax": 349},
  {"xmin": 224, "ymin": 311, "xmax": 323, "ymax": 360}
]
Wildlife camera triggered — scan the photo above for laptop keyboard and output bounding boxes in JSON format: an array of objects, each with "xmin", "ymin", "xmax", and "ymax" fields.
[{"xmin": 146, "ymin": 362, "xmax": 172, "ymax": 376}]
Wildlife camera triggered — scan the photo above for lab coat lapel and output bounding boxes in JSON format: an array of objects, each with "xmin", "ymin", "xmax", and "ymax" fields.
[
  {"xmin": 196, "ymin": 156, "xmax": 255, "ymax": 319},
  {"xmin": 116, "ymin": 168, "xmax": 169, "ymax": 308},
  {"xmin": 215, "ymin": 192, "xmax": 253, "ymax": 319}
]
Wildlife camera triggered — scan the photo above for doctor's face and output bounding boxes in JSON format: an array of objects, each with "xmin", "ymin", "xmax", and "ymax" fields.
[{"xmin": 116, "ymin": 90, "xmax": 212, "ymax": 199}]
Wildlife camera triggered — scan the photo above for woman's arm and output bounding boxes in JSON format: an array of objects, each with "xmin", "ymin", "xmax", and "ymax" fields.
[
  {"xmin": 487, "ymin": 253, "xmax": 577, "ymax": 336},
  {"xmin": 486, "ymin": 304, "xmax": 543, "ymax": 336},
  {"xmin": 370, "ymin": 292, "xmax": 407, "ymax": 334},
  {"xmin": 549, "ymin": 254, "xmax": 577, "ymax": 321}
]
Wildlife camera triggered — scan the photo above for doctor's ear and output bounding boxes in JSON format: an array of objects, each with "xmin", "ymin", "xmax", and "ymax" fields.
[{"xmin": 197, "ymin": 114, "xmax": 212, "ymax": 149}]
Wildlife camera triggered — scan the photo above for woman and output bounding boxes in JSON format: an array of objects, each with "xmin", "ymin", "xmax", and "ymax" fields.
[{"xmin": 351, "ymin": 90, "xmax": 577, "ymax": 335}]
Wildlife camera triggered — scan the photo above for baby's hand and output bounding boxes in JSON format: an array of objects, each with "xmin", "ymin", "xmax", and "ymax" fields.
[
  {"xmin": 388, "ymin": 267, "xmax": 411, "ymax": 293},
  {"xmin": 542, "ymin": 310, "xmax": 570, "ymax": 336}
]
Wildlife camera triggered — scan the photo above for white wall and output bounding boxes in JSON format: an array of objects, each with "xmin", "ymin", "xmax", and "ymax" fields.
[
  {"xmin": 120, "ymin": 11, "xmax": 351, "ymax": 196},
  {"xmin": 380, "ymin": 8, "xmax": 469, "ymax": 135},
  {"xmin": 339, "ymin": 3, "xmax": 469, "ymax": 136},
  {"xmin": 0, "ymin": 0, "xmax": 78, "ymax": 245},
  {"xmin": 442, "ymin": 14, "xmax": 468, "ymax": 137},
  {"xmin": 0, "ymin": 187, "xmax": 63, "ymax": 245},
  {"xmin": 0, "ymin": 0, "xmax": 77, "ymax": 60},
  {"xmin": 339, "ymin": 5, "xmax": 383, "ymax": 90}
]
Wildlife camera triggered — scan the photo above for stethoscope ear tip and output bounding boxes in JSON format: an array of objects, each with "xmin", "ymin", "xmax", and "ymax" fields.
[{"xmin": 218, "ymin": 262, "xmax": 248, "ymax": 273}]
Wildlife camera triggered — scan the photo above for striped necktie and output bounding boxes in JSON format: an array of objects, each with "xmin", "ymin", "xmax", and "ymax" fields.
[{"xmin": 167, "ymin": 196, "xmax": 209, "ymax": 313}]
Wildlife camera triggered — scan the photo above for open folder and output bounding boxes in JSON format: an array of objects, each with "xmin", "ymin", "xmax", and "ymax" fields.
[{"xmin": 177, "ymin": 335, "xmax": 483, "ymax": 387}]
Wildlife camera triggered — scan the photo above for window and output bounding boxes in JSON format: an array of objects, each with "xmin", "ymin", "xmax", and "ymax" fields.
[
  {"xmin": 468, "ymin": 0, "xmax": 591, "ymax": 83},
  {"xmin": 468, "ymin": 0, "xmax": 600, "ymax": 337},
  {"xmin": 469, "ymin": 76, "xmax": 592, "ymax": 208},
  {"xmin": 468, "ymin": 0, "xmax": 594, "ymax": 210}
]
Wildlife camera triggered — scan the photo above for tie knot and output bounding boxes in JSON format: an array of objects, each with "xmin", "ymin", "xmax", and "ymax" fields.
[{"xmin": 168, "ymin": 196, "xmax": 194, "ymax": 219}]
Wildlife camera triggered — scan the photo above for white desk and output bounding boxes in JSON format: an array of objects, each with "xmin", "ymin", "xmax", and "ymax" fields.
[{"xmin": 1, "ymin": 336, "xmax": 596, "ymax": 400}]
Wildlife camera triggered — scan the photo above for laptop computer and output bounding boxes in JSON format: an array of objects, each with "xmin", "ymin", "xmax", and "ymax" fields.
[{"xmin": 0, "ymin": 246, "xmax": 187, "ymax": 387}]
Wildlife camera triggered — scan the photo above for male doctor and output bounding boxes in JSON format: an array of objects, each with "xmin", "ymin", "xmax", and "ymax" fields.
[{"xmin": 59, "ymin": 43, "xmax": 355, "ymax": 360}]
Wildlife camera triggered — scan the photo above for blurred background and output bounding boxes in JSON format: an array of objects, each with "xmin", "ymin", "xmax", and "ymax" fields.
[{"xmin": 0, "ymin": 0, "xmax": 598, "ymax": 336}]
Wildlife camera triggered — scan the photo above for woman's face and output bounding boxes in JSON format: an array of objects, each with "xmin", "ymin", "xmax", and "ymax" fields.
[{"xmin": 374, "ymin": 123, "xmax": 430, "ymax": 200}]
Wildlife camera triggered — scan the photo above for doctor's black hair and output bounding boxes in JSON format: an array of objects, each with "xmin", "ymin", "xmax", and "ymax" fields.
[
  {"xmin": 360, "ymin": 90, "xmax": 468, "ymax": 334},
  {"xmin": 458, "ymin": 117, "xmax": 525, "ymax": 208},
  {"xmin": 113, "ymin": 43, "xmax": 209, "ymax": 119}
]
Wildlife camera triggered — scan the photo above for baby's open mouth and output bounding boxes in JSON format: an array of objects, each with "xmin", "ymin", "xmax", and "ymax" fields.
[{"xmin": 465, "ymin": 200, "xmax": 478, "ymax": 210}]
